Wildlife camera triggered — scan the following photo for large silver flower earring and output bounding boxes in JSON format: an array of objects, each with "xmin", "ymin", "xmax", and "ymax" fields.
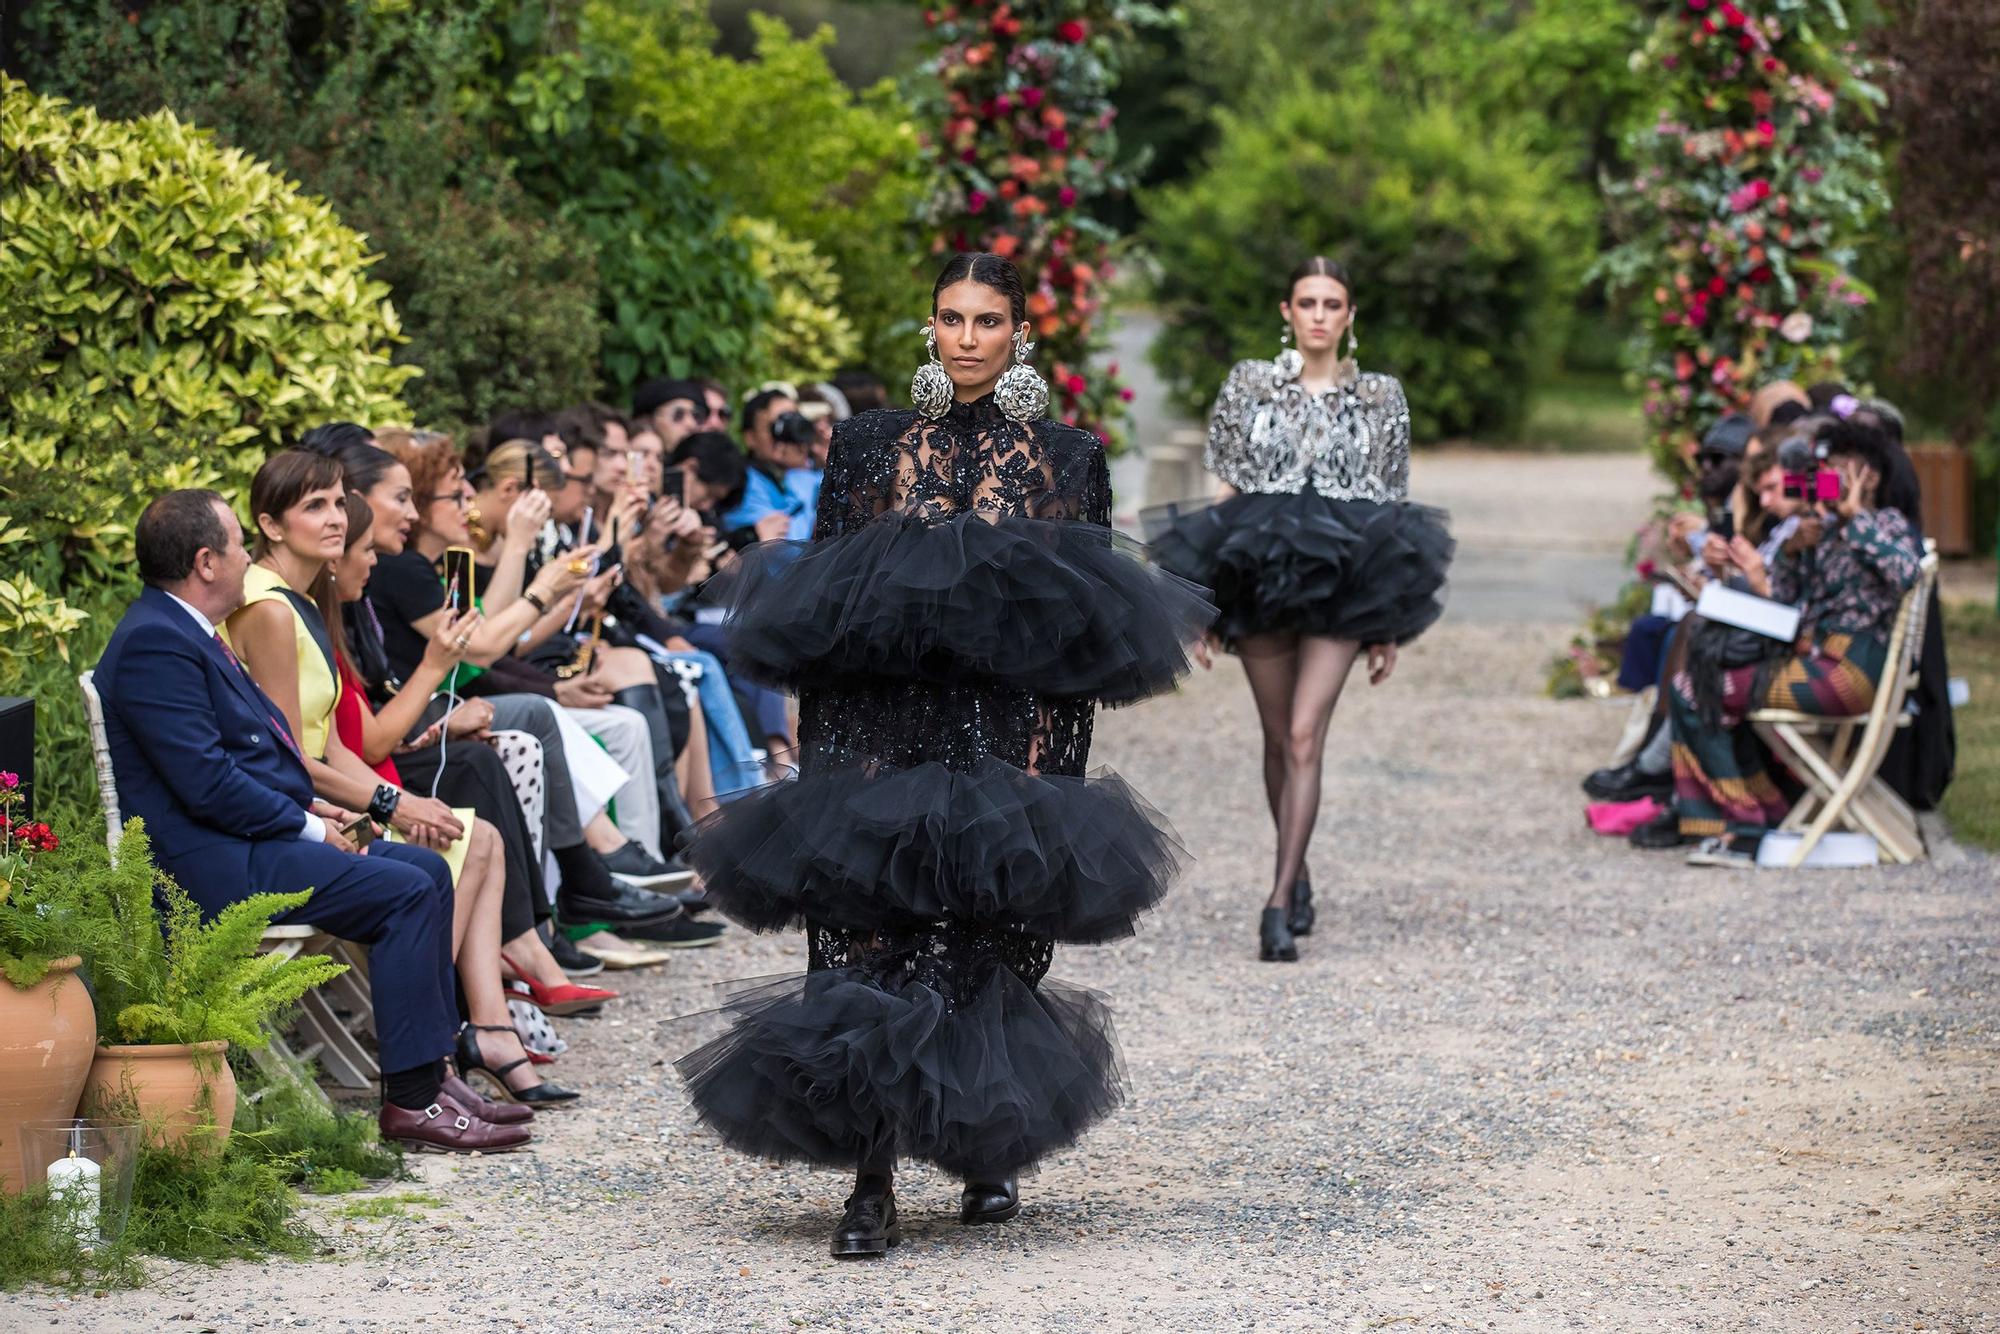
[
  {"xmin": 994, "ymin": 329, "xmax": 1049, "ymax": 422},
  {"xmin": 911, "ymin": 325, "xmax": 953, "ymax": 420},
  {"xmin": 1275, "ymin": 321, "xmax": 1303, "ymax": 381}
]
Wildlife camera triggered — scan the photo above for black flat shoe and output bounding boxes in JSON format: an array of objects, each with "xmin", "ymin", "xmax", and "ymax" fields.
[
  {"xmin": 960, "ymin": 1177, "xmax": 1019, "ymax": 1225},
  {"xmin": 1584, "ymin": 761, "xmax": 1673, "ymax": 803},
  {"xmin": 456, "ymin": 1024, "xmax": 581, "ymax": 1108},
  {"xmin": 830, "ymin": 1178, "xmax": 899, "ymax": 1259},
  {"xmin": 1259, "ymin": 907, "xmax": 1298, "ymax": 963},
  {"xmin": 555, "ymin": 879, "xmax": 685, "ymax": 929},
  {"xmin": 1287, "ymin": 871, "xmax": 1314, "ymax": 937}
]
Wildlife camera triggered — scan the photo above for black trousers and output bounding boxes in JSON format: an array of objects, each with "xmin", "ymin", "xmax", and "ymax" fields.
[{"xmin": 392, "ymin": 736, "xmax": 547, "ymax": 939}]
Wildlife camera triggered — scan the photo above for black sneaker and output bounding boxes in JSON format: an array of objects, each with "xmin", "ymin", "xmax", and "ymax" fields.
[
  {"xmin": 600, "ymin": 842, "xmax": 697, "ymax": 892},
  {"xmin": 620, "ymin": 911, "xmax": 727, "ymax": 949},
  {"xmin": 1687, "ymin": 835, "xmax": 1762, "ymax": 870},
  {"xmin": 543, "ymin": 926, "xmax": 605, "ymax": 978}
]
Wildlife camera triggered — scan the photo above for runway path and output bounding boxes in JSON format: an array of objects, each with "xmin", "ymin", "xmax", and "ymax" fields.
[{"xmin": 25, "ymin": 451, "xmax": 1995, "ymax": 1333}]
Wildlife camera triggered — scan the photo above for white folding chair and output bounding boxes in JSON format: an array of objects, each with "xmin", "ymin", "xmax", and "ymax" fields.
[
  {"xmin": 1748, "ymin": 546, "xmax": 1939, "ymax": 868},
  {"xmin": 77, "ymin": 670, "xmax": 378, "ymax": 1092}
]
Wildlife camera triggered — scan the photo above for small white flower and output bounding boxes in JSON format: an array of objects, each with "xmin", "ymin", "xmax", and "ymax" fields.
[{"xmin": 1779, "ymin": 311, "xmax": 1815, "ymax": 343}]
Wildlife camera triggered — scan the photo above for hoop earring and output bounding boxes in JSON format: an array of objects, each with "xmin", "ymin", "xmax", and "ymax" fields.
[
  {"xmin": 911, "ymin": 325, "xmax": 952, "ymax": 420},
  {"xmin": 994, "ymin": 329, "xmax": 1049, "ymax": 423}
]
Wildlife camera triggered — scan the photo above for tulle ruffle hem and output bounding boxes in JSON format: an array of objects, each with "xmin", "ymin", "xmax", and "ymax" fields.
[
  {"xmin": 1151, "ymin": 492, "xmax": 1454, "ymax": 647},
  {"xmin": 673, "ymin": 967, "xmax": 1123, "ymax": 1178},
  {"xmin": 684, "ymin": 756, "xmax": 1187, "ymax": 944},
  {"xmin": 711, "ymin": 512, "xmax": 1214, "ymax": 704}
]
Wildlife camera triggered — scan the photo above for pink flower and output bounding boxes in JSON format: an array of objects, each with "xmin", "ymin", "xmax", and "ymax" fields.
[
  {"xmin": 994, "ymin": 94, "xmax": 1013, "ymax": 115},
  {"xmin": 0, "ymin": 772, "xmax": 15, "ymax": 790},
  {"xmin": 1057, "ymin": 185, "xmax": 1078, "ymax": 207},
  {"xmin": 967, "ymin": 190, "xmax": 990, "ymax": 213},
  {"xmin": 1066, "ymin": 373, "xmax": 1087, "ymax": 395},
  {"xmin": 1756, "ymin": 119, "xmax": 1775, "ymax": 142},
  {"xmin": 1057, "ymin": 19, "xmax": 1088, "ymax": 43},
  {"xmin": 1022, "ymin": 87, "xmax": 1044, "ymax": 108},
  {"xmin": 1801, "ymin": 166, "xmax": 1824, "ymax": 184},
  {"xmin": 1119, "ymin": 388, "xmax": 1135, "ymax": 402},
  {"xmin": 1047, "ymin": 129, "xmax": 1069, "ymax": 151}
]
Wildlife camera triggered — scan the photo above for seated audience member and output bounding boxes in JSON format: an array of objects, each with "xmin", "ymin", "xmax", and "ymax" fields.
[
  {"xmin": 632, "ymin": 378, "xmax": 709, "ymax": 453},
  {"xmin": 383, "ymin": 429, "xmax": 724, "ymax": 947},
  {"xmin": 313, "ymin": 429, "xmax": 704, "ymax": 947},
  {"xmin": 225, "ymin": 452, "xmax": 583, "ymax": 1107},
  {"xmin": 1665, "ymin": 419, "xmax": 1924, "ymax": 868},
  {"xmin": 326, "ymin": 490, "xmax": 617, "ymax": 1020},
  {"xmin": 719, "ymin": 387, "xmax": 812, "ymax": 542},
  {"xmin": 1748, "ymin": 380, "xmax": 1811, "ymax": 429},
  {"xmin": 96, "ymin": 489, "xmax": 530, "ymax": 1150}
]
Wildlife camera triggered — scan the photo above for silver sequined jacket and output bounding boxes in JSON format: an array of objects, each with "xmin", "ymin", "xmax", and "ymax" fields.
[{"xmin": 1204, "ymin": 358, "xmax": 1412, "ymax": 502}]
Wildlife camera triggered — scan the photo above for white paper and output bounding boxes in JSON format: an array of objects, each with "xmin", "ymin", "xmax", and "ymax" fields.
[
  {"xmin": 1695, "ymin": 582, "xmax": 1801, "ymax": 642},
  {"xmin": 1757, "ymin": 831, "xmax": 1879, "ymax": 869}
]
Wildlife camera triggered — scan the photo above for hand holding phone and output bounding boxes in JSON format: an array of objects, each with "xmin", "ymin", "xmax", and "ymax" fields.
[{"xmin": 442, "ymin": 546, "xmax": 476, "ymax": 615}]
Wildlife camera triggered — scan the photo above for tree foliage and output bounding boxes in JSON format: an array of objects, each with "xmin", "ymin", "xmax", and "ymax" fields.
[{"xmin": 1146, "ymin": 82, "xmax": 1589, "ymax": 440}]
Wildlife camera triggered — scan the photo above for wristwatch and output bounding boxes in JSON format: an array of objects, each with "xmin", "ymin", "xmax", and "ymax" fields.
[{"xmin": 366, "ymin": 784, "xmax": 401, "ymax": 824}]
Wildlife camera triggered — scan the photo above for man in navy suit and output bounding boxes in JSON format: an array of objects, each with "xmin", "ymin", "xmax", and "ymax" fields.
[{"xmin": 95, "ymin": 489, "xmax": 528, "ymax": 1153}]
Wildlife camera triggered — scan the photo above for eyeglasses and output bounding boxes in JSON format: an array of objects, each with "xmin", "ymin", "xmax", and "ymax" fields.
[{"xmin": 424, "ymin": 493, "xmax": 468, "ymax": 508}]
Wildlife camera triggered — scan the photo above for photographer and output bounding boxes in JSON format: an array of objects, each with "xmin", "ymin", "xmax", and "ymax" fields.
[
  {"xmin": 1667, "ymin": 418, "xmax": 1924, "ymax": 869},
  {"xmin": 719, "ymin": 387, "xmax": 813, "ymax": 543}
]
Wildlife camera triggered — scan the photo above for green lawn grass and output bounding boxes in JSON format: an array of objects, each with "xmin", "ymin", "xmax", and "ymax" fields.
[
  {"xmin": 1942, "ymin": 602, "xmax": 2000, "ymax": 851},
  {"xmin": 1486, "ymin": 370, "xmax": 1645, "ymax": 453}
]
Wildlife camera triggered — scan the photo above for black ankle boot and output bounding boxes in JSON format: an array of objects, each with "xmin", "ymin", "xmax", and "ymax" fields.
[
  {"xmin": 1287, "ymin": 872, "xmax": 1314, "ymax": 936},
  {"xmin": 1259, "ymin": 907, "xmax": 1298, "ymax": 963},
  {"xmin": 960, "ymin": 1176, "xmax": 1019, "ymax": 1225},
  {"xmin": 830, "ymin": 1174, "xmax": 898, "ymax": 1259}
]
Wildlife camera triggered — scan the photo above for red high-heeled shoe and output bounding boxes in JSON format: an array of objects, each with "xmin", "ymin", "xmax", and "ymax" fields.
[{"xmin": 501, "ymin": 953, "xmax": 618, "ymax": 1016}]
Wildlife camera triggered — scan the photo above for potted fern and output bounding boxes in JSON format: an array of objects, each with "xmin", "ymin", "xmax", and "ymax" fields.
[{"xmin": 78, "ymin": 821, "xmax": 347, "ymax": 1147}]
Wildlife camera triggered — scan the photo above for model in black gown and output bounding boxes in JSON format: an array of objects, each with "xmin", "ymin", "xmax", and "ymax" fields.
[{"xmin": 675, "ymin": 253, "xmax": 1210, "ymax": 1256}]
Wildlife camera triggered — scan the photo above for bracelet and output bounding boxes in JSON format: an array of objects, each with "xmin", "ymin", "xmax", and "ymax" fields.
[
  {"xmin": 523, "ymin": 588, "xmax": 549, "ymax": 615},
  {"xmin": 367, "ymin": 784, "xmax": 401, "ymax": 824}
]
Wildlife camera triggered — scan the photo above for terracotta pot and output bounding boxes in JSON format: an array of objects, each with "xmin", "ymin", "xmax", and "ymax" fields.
[
  {"xmin": 82, "ymin": 1040, "xmax": 237, "ymax": 1148},
  {"xmin": 0, "ymin": 957, "xmax": 97, "ymax": 1193}
]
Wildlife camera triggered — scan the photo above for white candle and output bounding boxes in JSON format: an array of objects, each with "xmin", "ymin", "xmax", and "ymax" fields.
[{"xmin": 47, "ymin": 1150, "xmax": 101, "ymax": 1248}]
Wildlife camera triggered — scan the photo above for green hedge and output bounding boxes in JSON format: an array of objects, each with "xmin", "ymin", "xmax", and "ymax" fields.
[
  {"xmin": 1145, "ymin": 82, "xmax": 1590, "ymax": 440},
  {"xmin": 0, "ymin": 78, "xmax": 412, "ymax": 825}
]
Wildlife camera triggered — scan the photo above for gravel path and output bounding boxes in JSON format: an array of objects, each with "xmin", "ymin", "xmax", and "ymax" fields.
[{"xmin": 10, "ymin": 455, "xmax": 1994, "ymax": 1333}]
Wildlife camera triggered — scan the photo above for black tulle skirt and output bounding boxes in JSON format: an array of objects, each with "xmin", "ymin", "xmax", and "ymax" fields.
[
  {"xmin": 709, "ymin": 512, "xmax": 1215, "ymax": 704},
  {"xmin": 1151, "ymin": 491, "xmax": 1454, "ymax": 648},
  {"xmin": 683, "ymin": 756, "xmax": 1187, "ymax": 945},
  {"xmin": 674, "ymin": 967, "xmax": 1123, "ymax": 1180}
]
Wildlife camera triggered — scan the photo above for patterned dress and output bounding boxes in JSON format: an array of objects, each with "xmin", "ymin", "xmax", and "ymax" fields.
[
  {"xmin": 1670, "ymin": 507, "xmax": 1923, "ymax": 839},
  {"xmin": 674, "ymin": 393, "xmax": 1210, "ymax": 1178},
  {"xmin": 1151, "ymin": 356, "xmax": 1454, "ymax": 650}
]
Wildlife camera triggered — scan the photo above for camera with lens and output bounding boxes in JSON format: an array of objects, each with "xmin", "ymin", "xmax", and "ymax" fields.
[
  {"xmin": 769, "ymin": 411, "xmax": 816, "ymax": 448},
  {"xmin": 1777, "ymin": 434, "xmax": 1841, "ymax": 503}
]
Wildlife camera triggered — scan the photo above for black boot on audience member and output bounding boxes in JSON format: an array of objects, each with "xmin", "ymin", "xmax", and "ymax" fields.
[
  {"xmin": 1629, "ymin": 808, "xmax": 1689, "ymax": 850},
  {"xmin": 1584, "ymin": 759, "xmax": 1673, "ymax": 802}
]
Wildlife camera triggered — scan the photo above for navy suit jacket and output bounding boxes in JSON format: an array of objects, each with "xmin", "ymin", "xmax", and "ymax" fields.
[{"xmin": 96, "ymin": 585, "xmax": 317, "ymax": 895}]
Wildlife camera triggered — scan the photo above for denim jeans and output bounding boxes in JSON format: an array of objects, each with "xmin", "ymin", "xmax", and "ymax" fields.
[{"xmin": 662, "ymin": 649, "xmax": 765, "ymax": 800}]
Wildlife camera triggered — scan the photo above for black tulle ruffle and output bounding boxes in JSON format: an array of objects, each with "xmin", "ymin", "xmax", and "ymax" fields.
[
  {"xmin": 673, "ymin": 967, "xmax": 1123, "ymax": 1178},
  {"xmin": 711, "ymin": 513, "xmax": 1214, "ymax": 704},
  {"xmin": 1151, "ymin": 492, "xmax": 1454, "ymax": 647},
  {"xmin": 684, "ymin": 756, "xmax": 1187, "ymax": 944}
]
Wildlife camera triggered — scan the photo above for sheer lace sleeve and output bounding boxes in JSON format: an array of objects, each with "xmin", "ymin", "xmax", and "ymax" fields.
[{"xmin": 811, "ymin": 409, "xmax": 910, "ymax": 542}]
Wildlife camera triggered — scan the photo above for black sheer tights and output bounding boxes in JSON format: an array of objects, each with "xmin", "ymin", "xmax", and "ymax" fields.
[{"xmin": 1238, "ymin": 634, "xmax": 1363, "ymax": 910}]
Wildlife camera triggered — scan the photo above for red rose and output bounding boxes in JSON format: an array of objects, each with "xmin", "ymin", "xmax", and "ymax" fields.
[
  {"xmin": 1047, "ymin": 129, "xmax": 1069, "ymax": 151},
  {"xmin": 1066, "ymin": 373, "xmax": 1087, "ymax": 395},
  {"xmin": 1707, "ymin": 276, "xmax": 1727, "ymax": 296},
  {"xmin": 1057, "ymin": 19, "xmax": 1088, "ymax": 43},
  {"xmin": 1751, "ymin": 179, "xmax": 1771, "ymax": 200},
  {"xmin": 1022, "ymin": 87, "xmax": 1044, "ymax": 108},
  {"xmin": 1058, "ymin": 185, "xmax": 1077, "ymax": 207},
  {"xmin": 1701, "ymin": 17, "xmax": 1718, "ymax": 33},
  {"xmin": 1738, "ymin": 32, "xmax": 1755, "ymax": 50},
  {"xmin": 967, "ymin": 190, "xmax": 989, "ymax": 213},
  {"xmin": 1119, "ymin": 388, "xmax": 1135, "ymax": 402},
  {"xmin": 1720, "ymin": 2, "xmax": 1745, "ymax": 25},
  {"xmin": 1756, "ymin": 119, "xmax": 1775, "ymax": 142}
]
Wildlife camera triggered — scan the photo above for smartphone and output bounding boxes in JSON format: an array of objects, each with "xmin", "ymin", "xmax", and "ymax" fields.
[
  {"xmin": 340, "ymin": 816, "xmax": 376, "ymax": 849},
  {"xmin": 659, "ymin": 467, "xmax": 686, "ymax": 505},
  {"xmin": 522, "ymin": 449, "xmax": 536, "ymax": 492},
  {"xmin": 442, "ymin": 546, "xmax": 476, "ymax": 615},
  {"xmin": 1712, "ymin": 511, "xmax": 1736, "ymax": 543}
]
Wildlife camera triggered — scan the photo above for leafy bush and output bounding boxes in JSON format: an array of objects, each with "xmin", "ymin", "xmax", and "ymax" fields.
[
  {"xmin": 735, "ymin": 218, "xmax": 862, "ymax": 388},
  {"xmin": 1145, "ymin": 80, "xmax": 1590, "ymax": 439}
]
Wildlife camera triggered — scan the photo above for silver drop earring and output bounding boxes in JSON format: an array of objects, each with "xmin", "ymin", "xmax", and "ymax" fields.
[
  {"xmin": 911, "ymin": 325, "xmax": 953, "ymax": 420},
  {"xmin": 1345, "ymin": 319, "xmax": 1360, "ymax": 359},
  {"xmin": 994, "ymin": 329, "xmax": 1049, "ymax": 422},
  {"xmin": 1275, "ymin": 321, "xmax": 1303, "ymax": 381}
]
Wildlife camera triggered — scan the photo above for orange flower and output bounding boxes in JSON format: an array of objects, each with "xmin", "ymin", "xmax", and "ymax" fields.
[
  {"xmin": 992, "ymin": 233, "xmax": 1022, "ymax": 259},
  {"xmin": 1027, "ymin": 291, "xmax": 1057, "ymax": 317}
]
